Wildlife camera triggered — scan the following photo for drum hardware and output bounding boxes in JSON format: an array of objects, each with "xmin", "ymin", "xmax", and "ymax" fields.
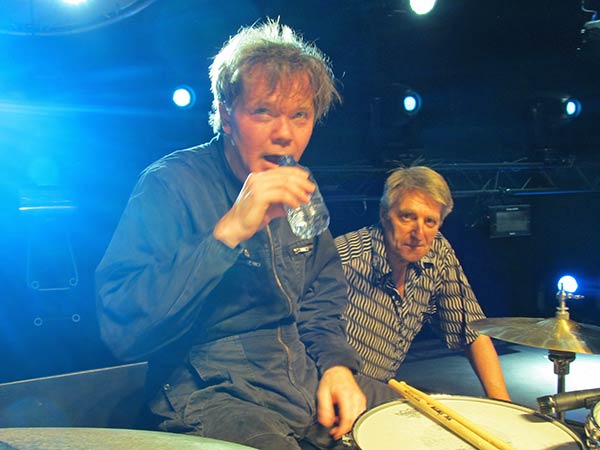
[
  {"xmin": 585, "ymin": 401, "xmax": 600, "ymax": 449},
  {"xmin": 472, "ymin": 287, "xmax": 598, "ymax": 355},
  {"xmin": 537, "ymin": 388, "xmax": 600, "ymax": 415},
  {"xmin": 472, "ymin": 287, "xmax": 600, "ymax": 421},
  {"xmin": 546, "ymin": 349, "xmax": 576, "ymax": 421}
]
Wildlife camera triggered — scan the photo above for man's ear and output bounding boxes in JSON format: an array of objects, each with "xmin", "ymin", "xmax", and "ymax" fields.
[{"xmin": 219, "ymin": 103, "xmax": 232, "ymax": 134}]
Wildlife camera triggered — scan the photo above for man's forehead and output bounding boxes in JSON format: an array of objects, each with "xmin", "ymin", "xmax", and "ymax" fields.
[
  {"xmin": 395, "ymin": 190, "xmax": 442, "ymax": 214},
  {"xmin": 241, "ymin": 68, "xmax": 314, "ymax": 103}
]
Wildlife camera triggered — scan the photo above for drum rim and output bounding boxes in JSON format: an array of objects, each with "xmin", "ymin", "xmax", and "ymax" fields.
[
  {"xmin": 593, "ymin": 401, "xmax": 600, "ymax": 426},
  {"xmin": 352, "ymin": 394, "xmax": 585, "ymax": 449}
]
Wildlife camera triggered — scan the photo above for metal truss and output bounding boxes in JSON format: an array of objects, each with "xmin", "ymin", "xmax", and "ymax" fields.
[{"xmin": 313, "ymin": 160, "xmax": 600, "ymax": 203}]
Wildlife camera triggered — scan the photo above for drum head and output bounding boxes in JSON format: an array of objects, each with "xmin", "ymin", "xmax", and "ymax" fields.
[
  {"xmin": 352, "ymin": 396, "xmax": 584, "ymax": 450},
  {"xmin": 0, "ymin": 428, "xmax": 258, "ymax": 450}
]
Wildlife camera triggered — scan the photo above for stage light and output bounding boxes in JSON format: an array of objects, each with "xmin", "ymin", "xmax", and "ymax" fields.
[
  {"xmin": 557, "ymin": 275, "xmax": 578, "ymax": 293},
  {"xmin": 563, "ymin": 97, "xmax": 582, "ymax": 118},
  {"xmin": 409, "ymin": 0, "xmax": 436, "ymax": 15},
  {"xmin": 0, "ymin": 0, "xmax": 158, "ymax": 36},
  {"xmin": 172, "ymin": 86, "xmax": 195, "ymax": 109},
  {"xmin": 530, "ymin": 92, "xmax": 583, "ymax": 153},
  {"xmin": 533, "ymin": 94, "xmax": 582, "ymax": 122},
  {"xmin": 578, "ymin": 5, "xmax": 600, "ymax": 61},
  {"xmin": 402, "ymin": 90, "xmax": 422, "ymax": 115}
]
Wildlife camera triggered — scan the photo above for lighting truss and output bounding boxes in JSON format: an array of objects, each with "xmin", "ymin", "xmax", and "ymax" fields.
[{"xmin": 313, "ymin": 160, "xmax": 600, "ymax": 203}]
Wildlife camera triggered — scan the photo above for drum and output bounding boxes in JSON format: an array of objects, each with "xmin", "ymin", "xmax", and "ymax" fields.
[
  {"xmin": 0, "ymin": 427, "xmax": 258, "ymax": 450},
  {"xmin": 352, "ymin": 396, "xmax": 584, "ymax": 450},
  {"xmin": 586, "ymin": 401, "xmax": 600, "ymax": 449}
]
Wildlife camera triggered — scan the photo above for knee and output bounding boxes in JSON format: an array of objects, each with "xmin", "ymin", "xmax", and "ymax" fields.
[{"xmin": 245, "ymin": 432, "xmax": 301, "ymax": 450}]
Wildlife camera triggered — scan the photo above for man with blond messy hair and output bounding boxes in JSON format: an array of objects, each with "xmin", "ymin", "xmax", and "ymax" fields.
[{"xmin": 97, "ymin": 20, "xmax": 396, "ymax": 450}]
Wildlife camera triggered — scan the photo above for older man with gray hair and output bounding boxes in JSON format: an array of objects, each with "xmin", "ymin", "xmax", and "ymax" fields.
[{"xmin": 335, "ymin": 166, "xmax": 511, "ymax": 400}]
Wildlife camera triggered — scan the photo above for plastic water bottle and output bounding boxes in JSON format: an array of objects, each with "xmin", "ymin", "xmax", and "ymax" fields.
[{"xmin": 279, "ymin": 155, "xmax": 330, "ymax": 239}]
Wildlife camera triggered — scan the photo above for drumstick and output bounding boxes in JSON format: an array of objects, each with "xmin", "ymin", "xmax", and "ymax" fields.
[
  {"xmin": 388, "ymin": 380, "xmax": 517, "ymax": 450},
  {"xmin": 393, "ymin": 385, "xmax": 505, "ymax": 450}
]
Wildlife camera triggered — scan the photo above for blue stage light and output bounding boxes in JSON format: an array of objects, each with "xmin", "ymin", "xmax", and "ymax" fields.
[
  {"xmin": 557, "ymin": 275, "xmax": 578, "ymax": 293},
  {"xmin": 409, "ymin": 0, "xmax": 436, "ymax": 15},
  {"xmin": 172, "ymin": 86, "xmax": 195, "ymax": 109},
  {"xmin": 403, "ymin": 95, "xmax": 417, "ymax": 112},
  {"xmin": 62, "ymin": 0, "xmax": 88, "ymax": 5},
  {"xmin": 402, "ymin": 90, "xmax": 422, "ymax": 114},
  {"xmin": 563, "ymin": 98, "xmax": 582, "ymax": 117}
]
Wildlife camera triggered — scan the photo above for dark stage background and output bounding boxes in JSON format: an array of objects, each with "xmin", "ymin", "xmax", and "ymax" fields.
[{"xmin": 0, "ymin": 0, "xmax": 599, "ymax": 383}]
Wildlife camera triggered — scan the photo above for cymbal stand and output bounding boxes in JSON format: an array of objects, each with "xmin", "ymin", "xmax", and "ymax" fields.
[
  {"xmin": 547, "ymin": 286, "xmax": 583, "ymax": 421},
  {"xmin": 547, "ymin": 349, "xmax": 576, "ymax": 421}
]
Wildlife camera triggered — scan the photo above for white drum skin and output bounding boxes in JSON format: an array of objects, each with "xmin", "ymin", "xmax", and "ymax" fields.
[{"xmin": 352, "ymin": 395, "xmax": 584, "ymax": 450}]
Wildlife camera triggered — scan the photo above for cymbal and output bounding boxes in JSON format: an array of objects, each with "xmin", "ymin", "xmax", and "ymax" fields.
[
  {"xmin": 0, "ymin": 428, "xmax": 258, "ymax": 450},
  {"xmin": 471, "ymin": 317, "xmax": 600, "ymax": 354}
]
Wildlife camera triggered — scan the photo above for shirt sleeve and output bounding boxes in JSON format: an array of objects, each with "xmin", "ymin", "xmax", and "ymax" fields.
[
  {"xmin": 296, "ymin": 230, "xmax": 362, "ymax": 375},
  {"xmin": 95, "ymin": 169, "xmax": 241, "ymax": 361},
  {"xmin": 430, "ymin": 235, "xmax": 486, "ymax": 350}
]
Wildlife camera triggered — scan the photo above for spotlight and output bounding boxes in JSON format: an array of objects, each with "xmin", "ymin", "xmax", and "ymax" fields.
[
  {"xmin": 563, "ymin": 97, "xmax": 582, "ymax": 118},
  {"xmin": 409, "ymin": 0, "xmax": 436, "ymax": 15},
  {"xmin": 531, "ymin": 92, "xmax": 583, "ymax": 127},
  {"xmin": 172, "ymin": 86, "xmax": 195, "ymax": 109},
  {"xmin": 0, "ymin": 0, "xmax": 158, "ymax": 35},
  {"xmin": 369, "ymin": 83, "xmax": 423, "ymax": 138},
  {"xmin": 402, "ymin": 90, "xmax": 422, "ymax": 115},
  {"xmin": 530, "ymin": 92, "xmax": 583, "ymax": 158},
  {"xmin": 557, "ymin": 275, "xmax": 578, "ymax": 293}
]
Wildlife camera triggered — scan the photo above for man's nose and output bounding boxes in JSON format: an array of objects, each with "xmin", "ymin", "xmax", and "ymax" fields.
[
  {"xmin": 410, "ymin": 220, "xmax": 425, "ymax": 239},
  {"xmin": 272, "ymin": 115, "xmax": 293, "ymax": 145}
]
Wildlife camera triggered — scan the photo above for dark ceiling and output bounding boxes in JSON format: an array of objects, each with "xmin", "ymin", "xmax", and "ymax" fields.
[
  {"xmin": 1, "ymin": 0, "xmax": 598, "ymax": 218},
  {"xmin": 1, "ymin": 0, "xmax": 598, "ymax": 170}
]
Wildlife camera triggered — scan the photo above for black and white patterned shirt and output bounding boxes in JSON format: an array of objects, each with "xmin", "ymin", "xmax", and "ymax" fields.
[{"xmin": 334, "ymin": 224, "xmax": 485, "ymax": 382}]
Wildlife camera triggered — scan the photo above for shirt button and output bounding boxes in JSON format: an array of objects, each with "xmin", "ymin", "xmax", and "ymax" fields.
[{"xmin": 163, "ymin": 383, "xmax": 171, "ymax": 391}]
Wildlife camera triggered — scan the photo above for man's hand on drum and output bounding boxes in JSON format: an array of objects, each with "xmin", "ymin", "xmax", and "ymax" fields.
[{"xmin": 317, "ymin": 365, "xmax": 366, "ymax": 440}]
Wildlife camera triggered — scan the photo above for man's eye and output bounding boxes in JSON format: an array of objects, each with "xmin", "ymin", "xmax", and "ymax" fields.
[
  {"xmin": 253, "ymin": 108, "xmax": 269, "ymax": 115},
  {"xmin": 292, "ymin": 111, "xmax": 308, "ymax": 119}
]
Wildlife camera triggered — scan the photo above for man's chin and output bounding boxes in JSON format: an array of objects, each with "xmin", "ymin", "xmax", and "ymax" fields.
[{"xmin": 401, "ymin": 251, "xmax": 427, "ymax": 263}]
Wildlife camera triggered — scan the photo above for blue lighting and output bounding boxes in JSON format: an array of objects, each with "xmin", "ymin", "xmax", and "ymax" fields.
[
  {"xmin": 409, "ymin": 0, "xmax": 437, "ymax": 15},
  {"xmin": 557, "ymin": 275, "xmax": 578, "ymax": 293},
  {"xmin": 62, "ymin": 0, "xmax": 88, "ymax": 4},
  {"xmin": 564, "ymin": 98, "xmax": 582, "ymax": 117},
  {"xmin": 404, "ymin": 96, "xmax": 417, "ymax": 112},
  {"xmin": 172, "ymin": 86, "xmax": 195, "ymax": 109},
  {"xmin": 402, "ymin": 91, "xmax": 422, "ymax": 114}
]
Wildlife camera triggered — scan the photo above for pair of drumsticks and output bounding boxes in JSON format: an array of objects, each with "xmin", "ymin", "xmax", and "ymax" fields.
[{"xmin": 388, "ymin": 380, "xmax": 516, "ymax": 450}]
